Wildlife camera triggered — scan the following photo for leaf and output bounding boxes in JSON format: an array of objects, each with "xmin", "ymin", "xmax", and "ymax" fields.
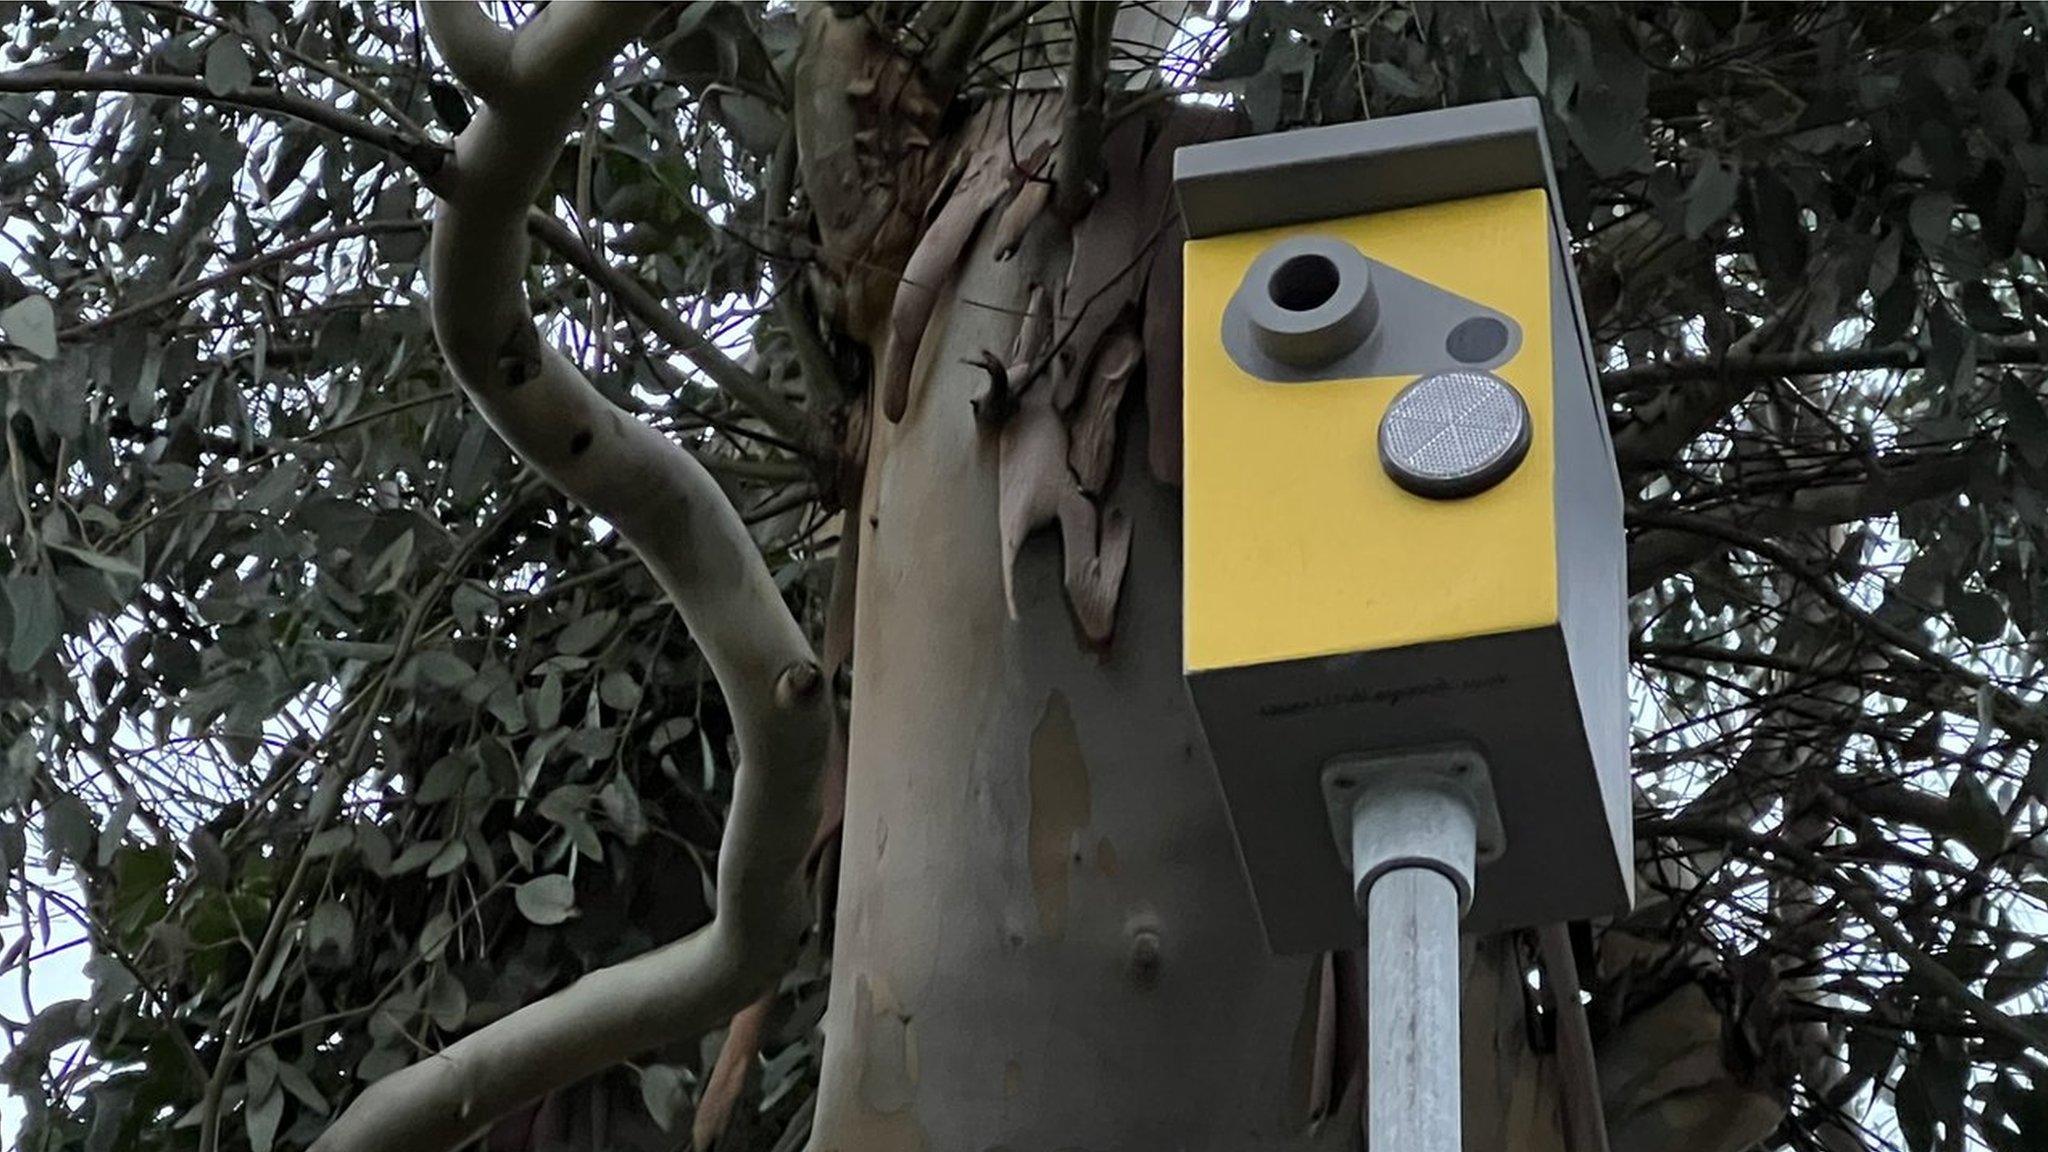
[
  {"xmin": 1366, "ymin": 61, "xmax": 1424, "ymax": 100},
  {"xmin": 274, "ymin": 1059, "xmax": 328, "ymax": 1115},
  {"xmin": 414, "ymin": 754, "xmax": 470, "ymax": 804},
  {"xmin": 638, "ymin": 1064, "xmax": 687, "ymax": 1132},
  {"xmin": 407, "ymin": 650, "xmax": 472, "ymax": 690},
  {"xmin": 1516, "ymin": 19, "xmax": 1549, "ymax": 93},
  {"xmin": 427, "ymin": 79, "xmax": 471, "ymax": 133},
  {"xmin": 42, "ymin": 794, "xmax": 94, "ymax": 861},
  {"xmin": 368, "ymin": 529, "xmax": 416, "ymax": 594},
  {"xmin": 245, "ymin": 1080, "xmax": 284, "ymax": 1152},
  {"xmin": 599, "ymin": 670, "xmax": 642, "ymax": 712},
  {"xmin": 1683, "ymin": 156, "xmax": 1740, "ymax": 239},
  {"xmin": 554, "ymin": 609, "xmax": 616, "ymax": 657},
  {"xmin": 306, "ymin": 901, "xmax": 354, "ymax": 961},
  {"xmin": 1950, "ymin": 589, "xmax": 2006, "ymax": 643},
  {"xmin": 425, "ymin": 838, "xmax": 468, "ymax": 878},
  {"xmin": 514, "ymin": 874, "xmax": 577, "ymax": 925},
  {"xmin": 537, "ymin": 784, "xmax": 589, "ymax": 826},
  {"xmin": 1948, "ymin": 771, "xmax": 2006, "ymax": 860},
  {"xmin": 418, "ymin": 910, "xmax": 456, "ymax": 960},
  {"xmin": 4, "ymin": 565, "xmax": 60, "ymax": 668},
  {"xmin": 1205, "ymin": 7, "xmax": 1273, "ymax": 81},
  {"xmin": 1927, "ymin": 304, "xmax": 1977, "ymax": 390},
  {"xmin": 2000, "ymin": 377, "xmax": 2048, "ymax": 469},
  {"xmin": 426, "ymin": 970, "xmax": 468, "ymax": 1031},
  {"xmin": 451, "ymin": 582, "xmax": 497, "ymax": 629},
  {"xmin": 388, "ymin": 838, "xmax": 442, "ymax": 875},
  {"xmin": 1243, "ymin": 68, "xmax": 1284, "ymax": 134},
  {"xmin": 49, "ymin": 543, "xmax": 141, "ymax": 581},
  {"xmin": 246, "ymin": 1045, "xmax": 279, "ymax": 1103},
  {"xmin": 1909, "ymin": 190, "xmax": 1954, "ymax": 257},
  {"xmin": 0, "ymin": 296, "xmax": 57, "ymax": 359},
  {"xmin": 204, "ymin": 36, "xmax": 254, "ymax": 97}
]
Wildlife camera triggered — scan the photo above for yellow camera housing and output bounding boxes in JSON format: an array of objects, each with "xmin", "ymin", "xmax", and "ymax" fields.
[{"xmin": 1177, "ymin": 100, "xmax": 1632, "ymax": 950}]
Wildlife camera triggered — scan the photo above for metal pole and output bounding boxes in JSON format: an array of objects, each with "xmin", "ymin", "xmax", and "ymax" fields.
[
  {"xmin": 1366, "ymin": 866, "xmax": 1464, "ymax": 1152},
  {"xmin": 1342, "ymin": 766, "xmax": 1483, "ymax": 1152}
]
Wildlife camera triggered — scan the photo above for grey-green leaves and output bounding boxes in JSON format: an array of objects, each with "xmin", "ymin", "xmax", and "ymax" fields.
[
  {"xmin": 0, "ymin": 296, "xmax": 56, "ymax": 359},
  {"xmin": 513, "ymin": 874, "xmax": 577, "ymax": 926}
]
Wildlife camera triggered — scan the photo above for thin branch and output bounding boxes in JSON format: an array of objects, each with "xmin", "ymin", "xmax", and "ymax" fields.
[
  {"xmin": 60, "ymin": 220, "xmax": 422, "ymax": 339},
  {"xmin": 1646, "ymin": 817, "xmax": 2048, "ymax": 1061},
  {"xmin": 1632, "ymin": 511, "xmax": 2048, "ymax": 745},
  {"xmin": 980, "ymin": 1, "xmax": 1053, "ymax": 54},
  {"xmin": 1604, "ymin": 338, "xmax": 2048, "ymax": 393},
  {"xmin": 1625, "ymin": 445, "xmax": 1979, "ymax": 593},
  {"xmin": 0, "ymin": 68, "xmax": 448, "ymax": 178},
  {"xmin": 526, "ymin": 210, "xmax": 813, "ymax": 448},
  {"xmin": 195, "ymin": 490, "xmax": 518, "ymax": 1152},
  {"xmin": 763, "ymin": 133, "xmax": 845, "ymax": 407},
  {"xmin": 130, "ymin": 0, "xmax": 431, "ymax": 140},
  {"xmin": 1052, "ymin": 0, "xmax": 1115, "ymax": 218},
  {"xmin": 926, "ymin": 1, "xmax": 998, "ymax": 91},
  {"xmin": 1537, "ymin": 924, "xmax": 1611, "ymax": 1152}
]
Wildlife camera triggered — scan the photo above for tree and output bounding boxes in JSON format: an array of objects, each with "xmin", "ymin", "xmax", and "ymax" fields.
[{"xmin": 1, "ymin": 3, "xmax": 2045, "ymax": 1151}]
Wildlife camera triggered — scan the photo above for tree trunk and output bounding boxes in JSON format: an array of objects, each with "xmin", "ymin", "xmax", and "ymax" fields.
[{"xmin": 811, "ymin": 196, "xmax": 1352, "ymax": 1150}]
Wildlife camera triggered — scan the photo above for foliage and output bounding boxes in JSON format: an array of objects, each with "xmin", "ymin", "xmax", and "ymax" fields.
[{"xmin": 0, "ymin": 3, "xmax": 2043, "ymax": 1152}]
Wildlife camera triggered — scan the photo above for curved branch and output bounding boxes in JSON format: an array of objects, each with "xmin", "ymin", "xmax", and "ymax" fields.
[
  {"xmin": 0, "ymin": 68, "xmax": 447, "ymax": 177},
  {"xmin": 311, "ymin": 7, "xmax": 831, "ymax": 1151}
]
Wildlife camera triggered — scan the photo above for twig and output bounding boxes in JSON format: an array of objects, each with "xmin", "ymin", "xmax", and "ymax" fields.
[
  {"xmin": 1604, "ymin": 339, "xmax": 2047, "ymax": 394},
  {"xmin": 0, "ymin": 68, "xmax": 448, "ymax": 177},
  {"xmin": 926, "ymin": 2, "xmax": 998, "ymax": 91},
  {"xmin": 1537, "ymin": 924, "xmax": 1611, "ymax": 1152},
  {"xmin": 1052, "ymin": 1, "xmax": 1115, "ymax": 218},
  {"xmin": 1630, "ymin": 510, "xmax": 2048, "ymax": 744},
  {"xmin": 61, "ymin": 220, "xmax": 421, "ymax": 338},
  {"xmin": 526, "ymin": 210, "xmax": 812, "ymax": 448}
]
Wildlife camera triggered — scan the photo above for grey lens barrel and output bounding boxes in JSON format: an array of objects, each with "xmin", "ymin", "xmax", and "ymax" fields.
[{"xmin": 1239, "ymin": 237, "xmax": 1380, "ymax": 368}]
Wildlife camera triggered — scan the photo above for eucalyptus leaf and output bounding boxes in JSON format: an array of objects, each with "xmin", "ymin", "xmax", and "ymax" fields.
[
  {"xmin": 203, "ymin": 36, "xmax": 254, "ymax": 97},
  {"xmin": 514, "ymin": 874, "xmax": 577, "ymax": 926},
  {"xmin": 0, "ymin": 296, "xmax": 57, "ymax": 359}
]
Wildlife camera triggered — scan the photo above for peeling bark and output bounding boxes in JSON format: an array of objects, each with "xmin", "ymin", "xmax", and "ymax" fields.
[{"xmin": 811, "ymin": 134, "xmax": 1347, "ymax": 1150}]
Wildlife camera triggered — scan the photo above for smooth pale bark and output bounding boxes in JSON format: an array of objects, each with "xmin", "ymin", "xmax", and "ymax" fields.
[{"xmin": 808, "ymin": 201, "xmax": 1352, "ymax": 1151}]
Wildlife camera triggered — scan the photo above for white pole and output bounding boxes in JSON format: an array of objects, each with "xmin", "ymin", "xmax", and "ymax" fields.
[{"xmin": 1366, "ymin": 867, "xmax": 1464, "ymax": 1152}]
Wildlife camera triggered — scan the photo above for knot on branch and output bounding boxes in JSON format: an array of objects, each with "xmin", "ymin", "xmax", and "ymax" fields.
[
  {"xmin": 775, "ymin": 661, "xmax": 823, "ymax": 707},
  {"xmin": 496, "ymin": 320, "xmax": 544, "ymax": 389}
]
